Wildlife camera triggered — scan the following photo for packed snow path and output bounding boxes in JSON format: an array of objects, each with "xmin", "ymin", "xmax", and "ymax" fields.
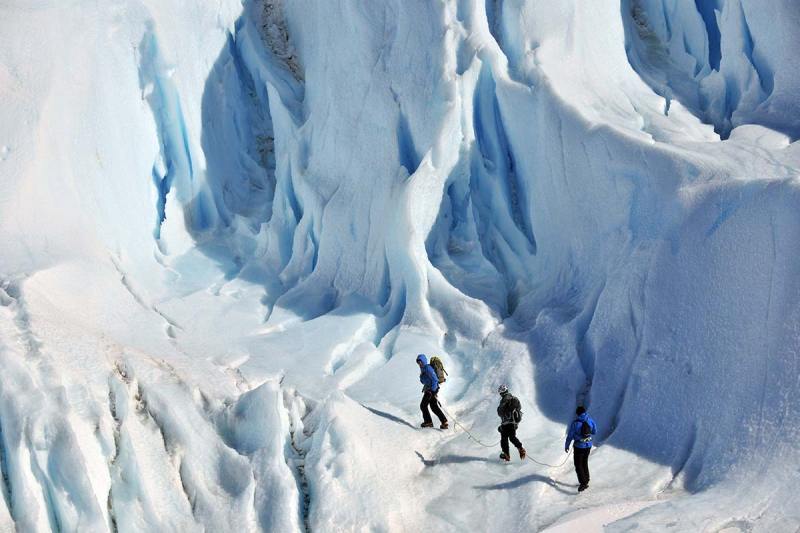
[{"xmin": 1, "ymin": 0, "xmax": 800, "ymax": 531}]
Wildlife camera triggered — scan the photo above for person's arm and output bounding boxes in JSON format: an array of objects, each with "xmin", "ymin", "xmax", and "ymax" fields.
[
  {"xmin": 564, "ymin": 422, "xmax": 574, "ymax": 452},
  {"xmin": 590, "ymin": 418, "xmax": 597, "ymax": 435}
]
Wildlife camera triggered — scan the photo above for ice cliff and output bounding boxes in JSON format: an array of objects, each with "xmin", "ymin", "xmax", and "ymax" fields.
[{"xmin": 1, "ymin": 0, "xmax": 799, "ymax": 531}]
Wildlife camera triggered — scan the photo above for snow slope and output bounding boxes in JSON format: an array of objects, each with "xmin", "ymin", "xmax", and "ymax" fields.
[{"xmin": 1, "ymin": 0, "xmax": 799, "ymax": 531}]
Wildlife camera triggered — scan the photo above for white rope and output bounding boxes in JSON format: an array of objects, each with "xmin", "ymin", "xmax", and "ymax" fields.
[
  {"xmin": 526, "ymin": 449, "xmax": 572, "ymax": 468},
  {"xmin": 441, "ymin": 404, "xmax": 500, "ymax": 448},
  {"xmin": 438, "ymin": 401, "xmax": 573, "ymax": 468}
]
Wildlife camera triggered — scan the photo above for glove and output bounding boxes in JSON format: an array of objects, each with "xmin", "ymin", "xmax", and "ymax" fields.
[
  {"xmin": 564, "ymin": 446, "xmax": 569, "ymax": 453},
  {"xmin": 497, "ymin": 425, "xmax": 502, "ymax": 433}
]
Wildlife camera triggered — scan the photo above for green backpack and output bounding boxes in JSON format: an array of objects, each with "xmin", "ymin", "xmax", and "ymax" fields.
[{"xmin": 429, "ymin": 356, "xmax": 448, "ymax": 384}]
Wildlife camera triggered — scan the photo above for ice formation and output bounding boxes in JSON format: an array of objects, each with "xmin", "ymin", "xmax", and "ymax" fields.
[{"xmin": 0, "ymin": 0, "xmax": 799, "ymax": 531}]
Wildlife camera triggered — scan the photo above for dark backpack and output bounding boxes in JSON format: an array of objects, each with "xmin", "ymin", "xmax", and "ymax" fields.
[
  {"xmin": 429, "ymin": 356, "xmax": 447, "ymax": 384},
  {"xmin": 502, "ymin": 396, "xmax": 523, "ymax": 424},
  {"xmin": 578, "ymin": 419, "xmax": 593, "ymax": 443},
  {"xmin": 512, "ymin": 400, "xmax": 523, "ymax": 424}
]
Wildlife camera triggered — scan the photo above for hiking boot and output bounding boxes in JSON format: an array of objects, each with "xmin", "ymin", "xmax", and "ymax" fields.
[
  {"xmin": 518, "ymin": 447, "xmax": 526, "ymax": 460},
  {"xmin": 499, "ymin": 453, "xmax": 510, "ymax": 462},
  {"xmin": 578, "ymin": 484, "xmax": 588, "ymax": 492},
  {"xmin": 420, "ymin": 421, "xmax": 434, "ymax": 428},
  {"xmin": 440, "ymin": 421, "xmax": 449, "ymax": 430}
]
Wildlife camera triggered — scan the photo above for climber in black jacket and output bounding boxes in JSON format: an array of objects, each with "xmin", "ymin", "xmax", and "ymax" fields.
[{"xmin": 497, "ymin": 384, "xmax": 526, "ymax": 461}]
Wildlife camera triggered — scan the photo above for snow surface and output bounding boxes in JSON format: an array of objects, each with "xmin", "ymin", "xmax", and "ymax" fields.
[{"xmin": 1, "ymin": 0, "xmax": 800, "ymax": 531}]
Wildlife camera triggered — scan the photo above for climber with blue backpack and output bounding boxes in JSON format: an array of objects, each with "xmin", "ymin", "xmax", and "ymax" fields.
[
  {"xmin": 565, "ymin": 406, "xmax": 597, "ymax": 492},
  {"xmin": 416, "ymin": 354, "xmax": 448, "ymax": 429}
]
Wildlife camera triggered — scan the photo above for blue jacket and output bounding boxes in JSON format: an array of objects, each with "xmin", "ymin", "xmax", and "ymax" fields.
[
  {"xmin": 565, "ymin": 412, "xmax": 597, "ymax": 450},
  {"xmin": 416, "ymin": 354, "xmax": 439, "ymax": 393}
]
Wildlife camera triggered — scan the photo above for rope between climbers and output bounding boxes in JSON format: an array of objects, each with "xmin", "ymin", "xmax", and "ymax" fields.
[
  {"xmin": 526, "ymin": 449, "xmax": 572, "ymax": 468},
  {"xmin": 439, "ymin": 402, "xmax": 572, "ymax": 468}
]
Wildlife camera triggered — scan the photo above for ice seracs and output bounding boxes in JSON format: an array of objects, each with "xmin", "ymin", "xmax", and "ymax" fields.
[{"xmin": 0, "ymin": 0, "xmax": 799, "ymax": 531}]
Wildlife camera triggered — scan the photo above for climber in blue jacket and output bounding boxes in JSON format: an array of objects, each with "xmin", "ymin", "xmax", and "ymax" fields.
[
  {"xmin": 416, "ymin": 354, "xmax": 448, "ymax": 429},
  {"xmin": 564, "ymin": 406, "xmax": 597, "ymax": 492}
]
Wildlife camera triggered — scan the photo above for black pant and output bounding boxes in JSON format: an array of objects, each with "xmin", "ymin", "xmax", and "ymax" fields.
[
  {"xmin": 500, "ymin": 424, "xmax": 523, "ymax": 456},
  {"xmin": 573, "ymin": 447, "xmax": 591, "ymax": 486},
  {"xmin": 420, "ymin": 390, "xmax": 447, "ymax": 424}
]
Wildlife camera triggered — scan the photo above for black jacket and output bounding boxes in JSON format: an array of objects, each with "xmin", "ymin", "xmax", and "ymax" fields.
[{"xmin": 497, "ymin": 393, "xmax": 521, "ymax": 426}]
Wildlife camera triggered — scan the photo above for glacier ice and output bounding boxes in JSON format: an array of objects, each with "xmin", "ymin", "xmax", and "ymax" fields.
[
  {"xmin": 623, "ymin": 0, "xmax": 800, "ymax": 139},
  {"xmin": 1, "ymin": 0, "xmax": 800, "ymax": 531}
]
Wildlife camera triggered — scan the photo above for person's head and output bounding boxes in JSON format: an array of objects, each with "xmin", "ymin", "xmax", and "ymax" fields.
[
  {"xmin": 498, "ymin": 384, "xmax": 509, "ymax": 396},
  {"xmin": 416, "ymin": 354, "xmax": 427, "ymax": 367},
  {"xmin": 575, "ymin": 406, "xmax": 586, "ymax": 416}
]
